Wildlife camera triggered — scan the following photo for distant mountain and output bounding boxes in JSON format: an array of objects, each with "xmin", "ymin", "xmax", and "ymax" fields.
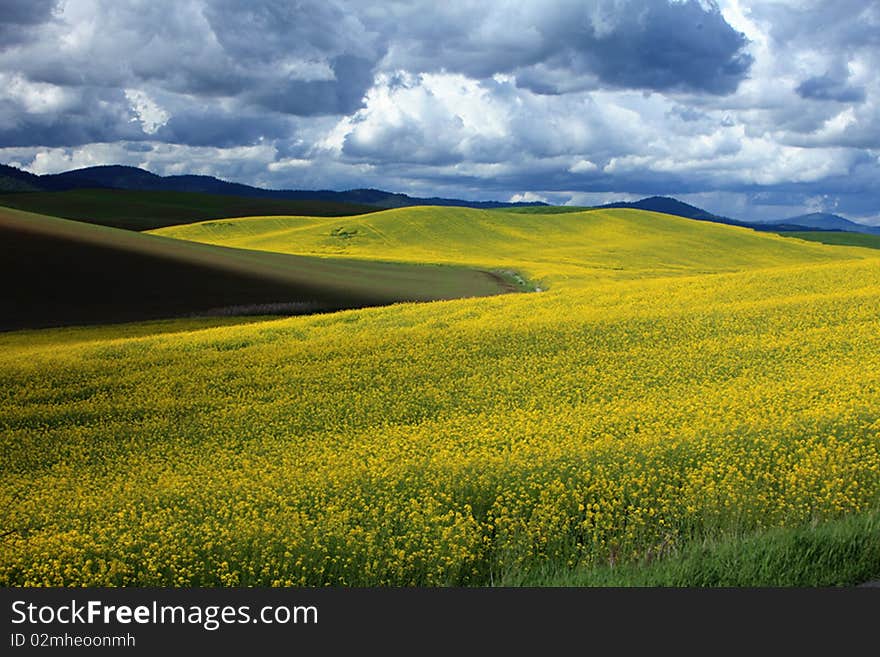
[
  {"xmin": 597, "ymin": 196, "xmax": 749, "ymax": 227},
  {"xmin": 760, "ymin": 213, "xmax": 880, "ymax": 236},
  {"xmin": 0, "ymin": 164, "xmax": 44, "ymax": 192},
  {"xmin": 1, "ymin": 164, "xmax": 546, "ymax": 209},
  {"xmin": 600, "ymin": 197, "xmax": 880, "ymax": 236},
  {"xmin": 6, "ymin": 163, "xmax": 878, "ymax": 234},
  {"xmin": 40, "ymin": 165, "xmax": 163, "ymax": 191}
]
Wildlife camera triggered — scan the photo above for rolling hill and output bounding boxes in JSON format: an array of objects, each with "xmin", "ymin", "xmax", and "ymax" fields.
[
  {"xmin": 511, "ymin": 196, "xmax": 880, "ymax": 237},
  {"xmin": 0, "ymin": 206, "xmax": 518, "ymax": 331},
  {"xmin": 8, "ymin": 163, "xmax": 879, "ymax": 238},
  {"xmin": 7, "ymin": 162, "xmax": 880, "ymax": 238},
  {"xmin": 781, "ymin": 231, "xmax": 880, "ymax": 250},
  {"xmin": 152, "ymin": 205, "xmax": 862, "ymax": 287}
]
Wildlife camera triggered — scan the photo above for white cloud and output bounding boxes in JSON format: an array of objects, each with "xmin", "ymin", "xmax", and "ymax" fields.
[
  {"xmin": 509, "ymin": 191, "xmax": 549, "ymax": 203},
  {"xmin": 335, "ymin": 71, "xmax": 512, "ymax": 164},
  {"xmin": 268, "ymin": 158, "xmax": 312, "ymax": 171},
  {"xmin": 124, "ymin": 89, "xmax": 170, "ymax": 135},
  {"xmin": 2, "ymin": 73, "xmax": 70, "ymax": 113},
  {"xmin": 24, "ymin": 143, "xmax": 136, "ymax": 175},
  {"xmin": 9, "ymin": 141, "xmax": 279, "ymax": 179},
  {"xmin": 562, "ymin": 191, "xmax": 641, "ymax": 206},
  {"xmin": 569, "ymin": 159, "xmax": 599, "ymax": 174}
]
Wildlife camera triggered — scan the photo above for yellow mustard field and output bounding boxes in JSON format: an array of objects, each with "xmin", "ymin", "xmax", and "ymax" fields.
[
  {"xmin": 154, "ymin": 206, "xmax": 857, "ymax": 285},
  {"xmin": 2, "ymin": 208, "xmax": 880, "ymax": 585}
]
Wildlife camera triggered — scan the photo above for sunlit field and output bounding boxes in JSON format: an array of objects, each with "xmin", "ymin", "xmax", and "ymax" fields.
[{"xmin": 2, "ymin": 207, "xmax": 879, "ymax": 585}]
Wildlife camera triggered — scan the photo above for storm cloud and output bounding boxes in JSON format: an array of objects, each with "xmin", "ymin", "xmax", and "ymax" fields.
[
  {"xmin": 0, "ymin": 0, "xmax": 878, "ymax": 224},
  {"xmin": 0, "ymin": 0, "xmax": 58, "ymax": 49},
  {"xmin": 797, "ymin": 73, "xmax": 866, "ymax": 104},
  {"xmin": 367, "ymin": 0, "xmax": 752, "ymax": 95}
]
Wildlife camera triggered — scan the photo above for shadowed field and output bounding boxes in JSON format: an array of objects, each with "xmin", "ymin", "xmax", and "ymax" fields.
[
  {"xmin": 0, "ymin": 189, "xmax": 377, "ymax": 231},
  {"xmin": 0, "ymin": 207, "xmax": 518, "ymax": 331}
]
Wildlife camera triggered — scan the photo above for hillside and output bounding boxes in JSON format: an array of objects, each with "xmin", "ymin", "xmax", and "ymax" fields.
[
  {"xmin": 0, "ymin": 207, "xmax": 517, "ymax": 330},
  {"xmin": 0, "ymin": 189, "xmax": 378, "ymax": 231},
  {"xmin": 781, "ymin": 231, "xmax": 880, "ymax": 250},
  {"xmin": 153, "ymin": 206, "xmax": 862, "ymax": 287}
]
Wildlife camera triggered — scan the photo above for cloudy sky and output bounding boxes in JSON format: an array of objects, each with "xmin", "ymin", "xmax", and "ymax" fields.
[{"xmin": 1, "ymin": 0, "xmax": 878, "ymax": 222}]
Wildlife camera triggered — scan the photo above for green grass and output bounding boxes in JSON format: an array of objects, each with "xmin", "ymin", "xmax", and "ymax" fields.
[
  {"xmin": 779, "ymin": 231, "xmax": 880, "ymax": 250},
  {"xmin": 0, "ymin": 177, "xmax": 41, "ymax": 193},
  {"xmin": 0, "ymin": 189, "xmax": 378, "ymax": 231},
  {"xmin": 508, "ymin": 509, "xmax": 880, "ymax": 587},
  {"xmin": 0, "ymin": 206, "xmax": 518, "ymax": 330}
]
